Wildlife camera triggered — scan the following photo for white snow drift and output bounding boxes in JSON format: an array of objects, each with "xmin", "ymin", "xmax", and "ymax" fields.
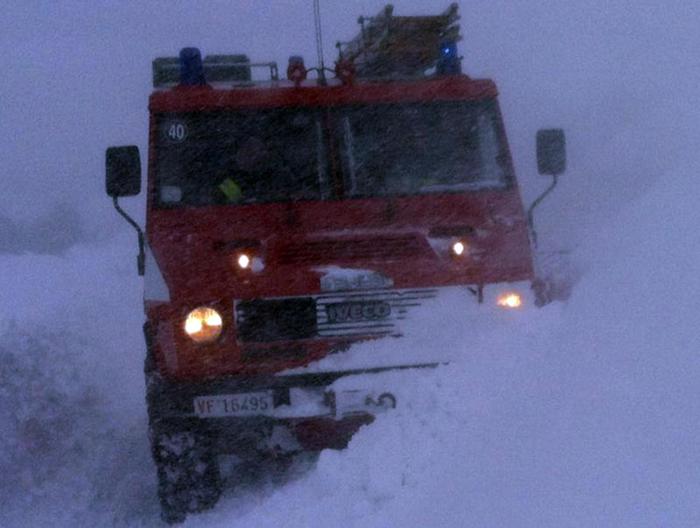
[{"xmin": 2, "ymin": 162, "xmax": 699, "ymax": 527}]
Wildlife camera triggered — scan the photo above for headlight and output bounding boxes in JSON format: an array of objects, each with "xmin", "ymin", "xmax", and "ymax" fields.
[
  {"xmin": 184, "ymin": 307, "xmax": 223, "ymax": 343},
  {"xmin": 235, "ymin": 251, "xmax": 265, "ymax": 272},
  {"xmin": 237, "ymin": 253, "xmax": 251, "ymax": 269},
  {"xmin": 496, "ymin": 292, "xmax": 523, "ymax": 309}
]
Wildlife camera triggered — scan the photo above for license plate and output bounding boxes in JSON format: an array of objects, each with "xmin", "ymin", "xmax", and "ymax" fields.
[
  {"xmin": 325, "ymin": 301, "xmax": 391, "ymax": 323},
  {"xmin": 193, "ymin": 391, "xmax": 273, "ymax": 418}
]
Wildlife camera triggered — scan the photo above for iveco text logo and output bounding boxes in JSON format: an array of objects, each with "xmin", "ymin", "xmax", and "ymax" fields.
[{"xmin": 326, "ymin": 301, "xmax": 392, "ymax": 324}]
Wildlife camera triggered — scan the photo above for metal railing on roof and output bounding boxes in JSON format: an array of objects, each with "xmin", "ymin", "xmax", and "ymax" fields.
[
  {"xmin": 336, "ymin": 3, "xmax": 462, "ymax": 79},
  {"xmin": 152, "ymin": 54, "xmax": 279, "ymax": 88}
]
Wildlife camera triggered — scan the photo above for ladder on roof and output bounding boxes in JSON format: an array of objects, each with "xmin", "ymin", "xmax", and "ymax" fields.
[{"xmin": 336, "ymin": 3, "xmax": 461, "ymax": 79}]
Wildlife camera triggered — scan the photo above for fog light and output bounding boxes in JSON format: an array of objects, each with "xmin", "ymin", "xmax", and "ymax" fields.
[
  {"xmin": 451, "ymin": 241, "xmax": 466, "ymax": 256},
  {"xmin": 237, "ymin": 253, "xmax": 251, "ymax": 269},
  {"xmin": 184, "ymin": 307, "xmax": 223, "ymax": 343},
  {"xmin": 497, "ymin": 293, "xmax": 523, "ymax": 309}
]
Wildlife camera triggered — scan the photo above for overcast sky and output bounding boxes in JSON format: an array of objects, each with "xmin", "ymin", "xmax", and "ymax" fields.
[{"xmin": 2, "ymin": 1, "xmax": 698, "ymax": 249}]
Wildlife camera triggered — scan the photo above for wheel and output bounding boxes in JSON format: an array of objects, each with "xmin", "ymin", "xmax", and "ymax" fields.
[
  {"xmin": 151, "ymin": 430, "xmax": 222, "ymax": 524},
  {"xmin": 143, "ymin": 324, "xmax": 222, "ymax": 523}
]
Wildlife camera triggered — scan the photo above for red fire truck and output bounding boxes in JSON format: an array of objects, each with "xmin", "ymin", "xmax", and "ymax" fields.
[{"xmin": 106, "ymin": 4, "xmax": 565, "ymax": 523}]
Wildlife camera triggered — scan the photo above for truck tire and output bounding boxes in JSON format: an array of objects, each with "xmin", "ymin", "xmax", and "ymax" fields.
[
  {"xmin": 143, "ymin": 323, "xmax": 221, "ymax": 523},
  {"xmin": 151, "ymin": 430, "xmax": 222, "ymax": 524}
]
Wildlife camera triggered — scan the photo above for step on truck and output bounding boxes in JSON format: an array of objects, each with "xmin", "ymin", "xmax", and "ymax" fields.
[{"xmin": 105, "ymin": 4, "xmax": 565, "ymax": 523}]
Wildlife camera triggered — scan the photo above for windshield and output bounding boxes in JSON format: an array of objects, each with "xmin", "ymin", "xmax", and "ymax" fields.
[
  {"xmin": 155, "ymin": 109, "xmax": 326, "ymax": 206},
  {"xmin": 154, "ymin": 101, "xmax": 510, "ymax": 207},
  {"xmin": 336, "ymin": 101, "xmax": 510, "ymax": 198}
]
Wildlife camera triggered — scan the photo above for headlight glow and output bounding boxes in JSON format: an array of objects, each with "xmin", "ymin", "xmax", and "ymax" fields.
[
  {"xmin": 237, "ymin": 253, "xmax": 251, "ymax": 269},
  {"xmin": 184, "ymin": 307, "xmax": 223, "ymax": 343},
  {"xmin": 497, "ymin": 293, "xmax": 523, "ymax": 309},
  {"xmin": 205, "ymin": 311, "xmax": 222, "ymax": 327},
  {"xmin": 184, "ymin": 317, "xmax": 202, "ymax": 334},
  {"xmin": 451, "ymin": 241, "xmax": 466, "ymax": 256}
]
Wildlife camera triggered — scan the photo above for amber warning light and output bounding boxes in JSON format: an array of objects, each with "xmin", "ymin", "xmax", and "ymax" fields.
[{"xmin": 497, "ymin": 293, "xmax": 523, "ymax": 309}]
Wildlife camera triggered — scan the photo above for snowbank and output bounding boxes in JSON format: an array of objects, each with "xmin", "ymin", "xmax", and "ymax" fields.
[
  {"xmin": 2, "ymin": 167, "xmax": 699, "ymax": 527},
  {"xmin": 0, "ymin": 235, "xmax": 156, "ymax": 527}
]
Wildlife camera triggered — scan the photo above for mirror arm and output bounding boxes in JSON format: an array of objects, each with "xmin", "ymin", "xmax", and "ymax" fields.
[
  {"xmin": 112, "ymin": 196, "xmax": 145, "ymax": 276},
  {"xmin": 527, "ymin": 174, "xmax": 558, "ymax": 250}
]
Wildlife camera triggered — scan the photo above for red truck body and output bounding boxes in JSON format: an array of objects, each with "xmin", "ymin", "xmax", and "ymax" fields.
[
  {"xmin": 105, "ymin": 5, "xmax": 552, "ymax": 522},
  {"xmin": 145, "ymin": 77, "xmax": 533, "ymax": 381}
]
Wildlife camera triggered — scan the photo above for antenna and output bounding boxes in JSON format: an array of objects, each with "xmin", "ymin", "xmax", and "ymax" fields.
[{"xmin": 313, "ymin": 0, "xmax": 327, "ymax": 85}]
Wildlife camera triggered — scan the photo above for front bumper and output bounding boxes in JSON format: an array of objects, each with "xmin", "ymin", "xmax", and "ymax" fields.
[
  {"xmin": 149, "ymin": 363, "xmax": 436, "ymax": 422},
  {"xmin": 148, "ymin": 364, "xmax": 435, "ymax": 453}
]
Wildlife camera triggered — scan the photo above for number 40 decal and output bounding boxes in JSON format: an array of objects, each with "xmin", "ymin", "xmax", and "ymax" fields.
[{"xmin": 165, "ymin": 121, "xmax": 188, "ymax": 142}]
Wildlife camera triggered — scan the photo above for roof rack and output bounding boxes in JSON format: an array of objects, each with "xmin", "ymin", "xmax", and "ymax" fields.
[
  {"xmin": 336, "ymin": 3, "xmax": 461, "ymax": 79},
  {"xmin": 152, "ymin": 54, "xmax": 279, "ymax": 88}
]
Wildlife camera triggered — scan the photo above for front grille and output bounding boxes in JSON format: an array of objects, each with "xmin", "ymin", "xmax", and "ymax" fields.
[
  {"xmin": 278, "ymin": 236, "xmax": 423, "ymax": 265},
  {"xmin": 236, "ymin": 298, "xmax": 317, "ymax": 343},
  {"xmin": 235, "ymin": 288, "xmax": 439, "ymax": 344},
  {"xmin": 315, "ymin": 289, "xmax": 438, "ymax": 337}
]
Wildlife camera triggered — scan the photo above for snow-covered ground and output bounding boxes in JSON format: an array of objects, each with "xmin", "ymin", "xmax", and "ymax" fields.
[
  {"xmin": 2, "ymin": 160, "xmax": 699, "ymax": 527},
  {"xmin": 2, "ymin": 2, "xmax": 700, "ymax": 526}
]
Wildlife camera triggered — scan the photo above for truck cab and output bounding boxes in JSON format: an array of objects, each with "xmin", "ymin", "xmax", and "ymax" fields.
[{"xmin": 106, "ymin": 4, "xmax": 564, "ymax": 523}]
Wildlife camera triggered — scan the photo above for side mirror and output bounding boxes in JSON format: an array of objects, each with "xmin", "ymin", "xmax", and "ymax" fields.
[
  {"xmin": 106, "ymin": 146, "xmax": 141, "ymax": 197},
  {"xmin": 536, "ymin": 129, "xmax": 566, "ymax": 176}
]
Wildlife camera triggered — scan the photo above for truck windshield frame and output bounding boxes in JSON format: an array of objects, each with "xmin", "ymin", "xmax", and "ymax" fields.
[
  {"xmin": 151, "ymin": 99, "xmax": 513, "ymax": 208},
  {"xmin": 334, "ymin": 100, "xmax": 513, "ymax": 199},
  {"xmin": 153, "ymin": 108, "xmax": 328, "ymax": 208}
]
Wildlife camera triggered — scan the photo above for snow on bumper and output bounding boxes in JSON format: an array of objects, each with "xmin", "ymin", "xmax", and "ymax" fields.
[
  {"xmin": 152, "ymin": 282, "xmax": 535, "ymax": 422},
  {"xmin": 282, "ymin": 281, "xmax": 537, "ymax": 374},
  {"xmin": 150, "ymin": 365, "xmax": 434, "ymax": 423},
  {"xmin": 193, "ymin": 383, "xmax": 398, "ymax": 420}
]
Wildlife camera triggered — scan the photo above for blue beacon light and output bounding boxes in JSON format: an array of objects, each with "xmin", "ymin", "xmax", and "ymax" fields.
[
  {"xmin": 179, "ymin": 47, "xmax": 206, "ymax": 86},
  {"xmin": 436, "ymin": 40, "xmax": 461, "ymax": 76}
]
